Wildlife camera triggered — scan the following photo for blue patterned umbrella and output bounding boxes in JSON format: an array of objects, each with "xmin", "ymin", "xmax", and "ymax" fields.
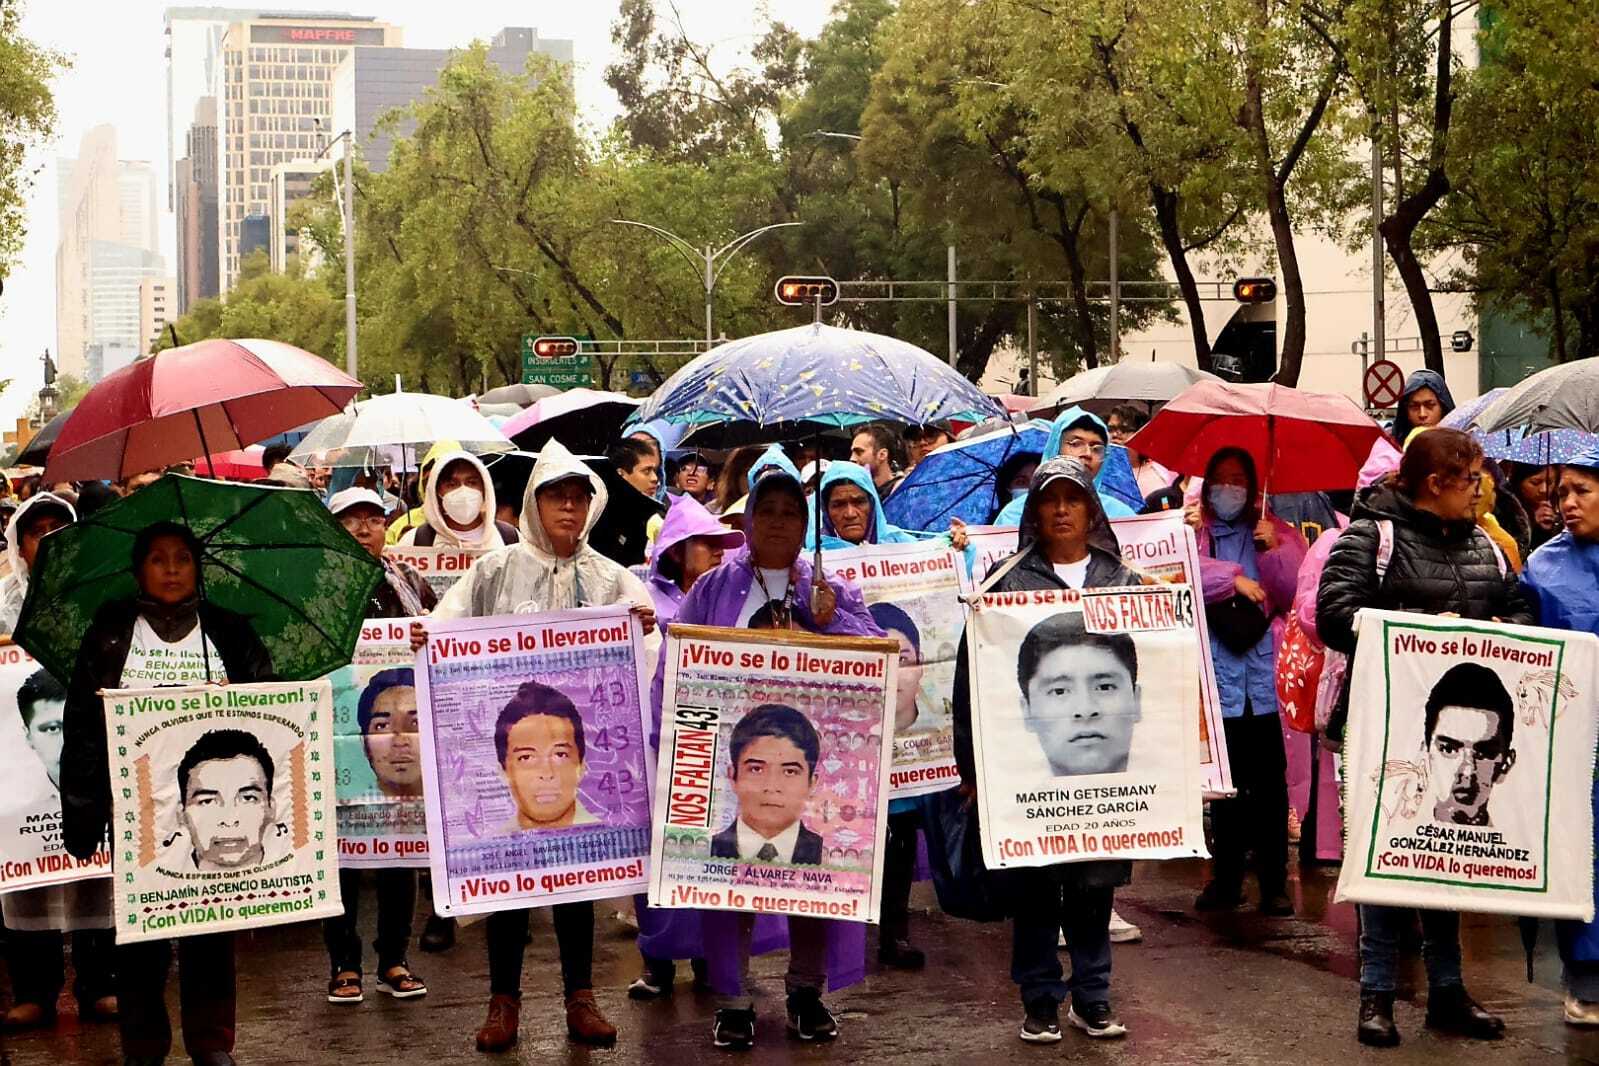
[
  {"xmin": 1441, "ymin": 388, "xmax": 1506, "ymax": 430},
  {"xmin": 631, "ymin": 324, "xmax": 1004, "ymax": 445},
  {"xmin": 884, "ymin": 420, "xmax": 1050, "ymax": 531},
  {"xmin": 1486, "ymin": 428, "xmax": 1599, "ymax": 466}
]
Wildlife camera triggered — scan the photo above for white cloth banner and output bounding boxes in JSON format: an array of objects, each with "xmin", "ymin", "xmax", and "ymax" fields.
[
  {"xmin": 965, "ymin": 513, "xmax": 1233, "ymax": 796},
  {"xmin": 967, "ymin": 585, "xmax": 1208, "ymax": 870},
  {"xmin": 1335, "ymin": 611, "xmax": 1598, "ymax": 919},
  {"xmin": 105, "ymin": 681, "xmax": 341, "ymax": 943},
  {"xmin": 822, "ymin": 541, "xmax": 966, "ymax": 798}
]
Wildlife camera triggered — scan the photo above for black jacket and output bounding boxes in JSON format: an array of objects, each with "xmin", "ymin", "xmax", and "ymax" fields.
[
  {"xmin": 710, "ymin": 821, "xmax": 824, "ymax": 865},
  {"xmin": 1317, "ymin": 485, "xmax": 1533, "ymax": 658},
  {"xmin": 952, "ymin": 545, "xmax": 1137, "ymax": 891},
  {"xmin": 61, "ymin": 600, "xmax": 277, "ymax": 861}
]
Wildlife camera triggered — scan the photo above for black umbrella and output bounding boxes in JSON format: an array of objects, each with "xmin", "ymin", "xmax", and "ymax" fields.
[{"xmin": 17, "ymin": 410, "xmax": 71, "ymax": 468}]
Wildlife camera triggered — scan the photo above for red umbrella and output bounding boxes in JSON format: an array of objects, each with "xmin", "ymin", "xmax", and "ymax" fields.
[
  {"xmin": 44, "ymin": 339, "xmax": 361, "ymax": 483},
  {"xmin": 195, "ymin": 445, "xmax": 267, "ymax": 481},
  {"xmin": 1126, "ymin": 380, "xmax": 1390, "ymax": 494}
]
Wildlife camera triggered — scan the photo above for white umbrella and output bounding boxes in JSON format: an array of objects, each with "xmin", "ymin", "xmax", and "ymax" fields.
[
  {"xmin": 288, "ymin": 392, "xmax": 513, "ymax": 469},
  {"xmin": 1032, "ymin": 361, "xmax": 1221, "ymax": 416}
]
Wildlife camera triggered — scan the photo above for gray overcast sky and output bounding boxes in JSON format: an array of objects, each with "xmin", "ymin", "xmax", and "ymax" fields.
[{"xmin": 0, "ymin": 0, "xmax": 834, "ymax": 428}]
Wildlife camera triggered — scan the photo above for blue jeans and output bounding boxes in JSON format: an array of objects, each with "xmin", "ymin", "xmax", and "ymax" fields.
[
  {"xmin": 1358, "ymin": 905, "xmax": 1462, "ymax": 993},
  {"xmin": 1010, "ymin": 868, "xmax": 1113, "ymax": 1008}
]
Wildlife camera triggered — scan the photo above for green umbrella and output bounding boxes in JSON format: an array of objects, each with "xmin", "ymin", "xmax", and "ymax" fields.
[{"xmin": 15, "ymin": 475, "xmax": 383, "ymax": 683}]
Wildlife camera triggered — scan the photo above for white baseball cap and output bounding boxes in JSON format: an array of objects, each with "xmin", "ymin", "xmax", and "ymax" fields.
[{"xmin": 328, "ymin": 487, "xmax": 386, "ymax": 516}]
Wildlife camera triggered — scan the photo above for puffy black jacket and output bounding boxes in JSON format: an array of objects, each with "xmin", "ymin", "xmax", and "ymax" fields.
[{"xmin": 1317, "ymin": 484, "xmax": 1532, "ymax": 657}]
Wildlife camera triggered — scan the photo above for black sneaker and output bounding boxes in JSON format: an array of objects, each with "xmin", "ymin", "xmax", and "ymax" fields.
[
  {"xmin": 712, "ymin": 1007, "xmax": 757, "ymax": 1050},
  {"xmin": 1068, "ymin": 1000, "xmax": 1127, "ymax": 1039},
  {"xmin": 785, "ymin": 989, "xmax": 839, "ymax": 1041},
  {"xmin": 1020, "ymin": 997, "xmax": 1062, "ymax": 1043},
  {"xmin": 627, "ymin": 970, "xmax": 671, "ymax": 1000}
]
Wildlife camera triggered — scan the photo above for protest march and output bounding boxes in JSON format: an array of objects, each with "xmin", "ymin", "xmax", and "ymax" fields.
[{"xmin": 4, "ymin": 332, "xmax": 1599, "ymax": 1066}]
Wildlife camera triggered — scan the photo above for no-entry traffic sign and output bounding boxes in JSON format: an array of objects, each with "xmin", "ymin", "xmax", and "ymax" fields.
[{"xmin": 1364, "ymin": 359, "xmax": 1404, "ymax": 409}]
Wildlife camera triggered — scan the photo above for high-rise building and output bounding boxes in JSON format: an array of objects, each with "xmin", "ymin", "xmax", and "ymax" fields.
[
  {"xmin": 56, "ymin": 126, "xmax": 165, "ymax": 380},
  {"xmin": 164, "ymin": 7, "xmax": 266, "ymax": 210},
  {"xmin": 175, "ymin": 96, "xmax": 219, "ymax": 313},
  {"xmin": 268, "ymin": 158, "xmax": 333, "ymax": 274},
  {"xmin": 331, "ymin": 27, "xmax": 574, "ymax": 174},
  {"xmin": 215, "ymin": 14, "xmax": 401, "ymax": 292},
  {"xmin": 140, "ymin": 276, "xmax": 179, "ymax": 354}
]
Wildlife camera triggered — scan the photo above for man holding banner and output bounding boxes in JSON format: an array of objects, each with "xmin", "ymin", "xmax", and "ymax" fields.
[{"xmin": 955, "ymin": 458, "xmax": 1153, "ymax": 1046}]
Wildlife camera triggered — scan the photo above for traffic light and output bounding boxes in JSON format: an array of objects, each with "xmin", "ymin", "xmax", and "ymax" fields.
[
  {"xmin": 774, "ymin": 275, "xmax": 840, "ymax": 307},
  {"xmin": 1232, "ymin": 277, "xmax": 1277, "ymax": 303},
  {"xmin": 531, "ymin": 336, "xmax": 580, "ymax": 359}
]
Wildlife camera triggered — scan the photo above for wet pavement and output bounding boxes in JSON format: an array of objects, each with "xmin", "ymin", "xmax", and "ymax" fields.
[{"xmin": 3, "ymin": 857, "xmax": 1595, "ymax": 1064}]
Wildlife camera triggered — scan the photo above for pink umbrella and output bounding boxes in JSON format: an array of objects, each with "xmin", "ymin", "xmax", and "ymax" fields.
[
  {"xmin": 195, "ymin": 445, "xmax": 267, "ymax": 480},
  {"xmin": 502, "ymin": 388, "xmax": 642, "ymax": 455},
  {"xmin": 44, "ymin": 339, "xmax": 361, "ymax": 483}
]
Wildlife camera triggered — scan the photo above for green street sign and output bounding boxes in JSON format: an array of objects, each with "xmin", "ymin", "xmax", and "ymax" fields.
[{"xmin": 521, "ymin": 333, "xmax": 594, "ymax": 388}]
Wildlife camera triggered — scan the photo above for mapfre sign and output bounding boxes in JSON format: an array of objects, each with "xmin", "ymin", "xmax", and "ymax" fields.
[{"xmin": 251, "ymin": 25, "xmax": 388, "ymax": 46}]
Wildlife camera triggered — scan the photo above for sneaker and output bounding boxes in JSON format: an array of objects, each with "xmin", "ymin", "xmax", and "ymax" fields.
[
  {"xmin": 785, "ymin": 989, "xmax": 839, "ymax": 1042},
  {"xmin": 1108, "ymin": 909, "xmax": 1142, "ymax": 944},
  {"xmin": 713, "ymin": 1007, "xmax": 757, "ymax": 1050},
  {"xmin": 627, "ymin": 971, "xmax": 671, "ymax": 1000},
  {"xmin": 1019, "ymin": 998, "xmax": 1062, "ymax": 1043},
  {"xmin": 1566, "ymin": 994, "xmax": 1599, "ymax": 1027},
  {"xmin": 1068, "ymin": 1001, "xmax": 1127, "ymax": 1039}
]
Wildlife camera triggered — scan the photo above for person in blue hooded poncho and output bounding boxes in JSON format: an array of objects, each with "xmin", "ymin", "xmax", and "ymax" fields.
[
  {"xmin": 1389, "ymin": 369, "xmax": 1455, "ymax": 444},
  {"xmin": 994, "ymin": 407, "xmax": 1139, "ymax": 526},
  {"xmin": 1521, "ymin": 447, "xmax": 1599, "ymax": 1027}
]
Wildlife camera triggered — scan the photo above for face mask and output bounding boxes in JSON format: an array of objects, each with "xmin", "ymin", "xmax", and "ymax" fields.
[
  {"xmin": 1008, "ymin": 484, "xmax": 1030, "ymax": 501},
  {"xmin": 441, "ymin": 485, "xmax": 484, "ymax": 525},
  {"xmin": 1208, "ymin": 485, "xmax": 1248, "ymax": 521}
]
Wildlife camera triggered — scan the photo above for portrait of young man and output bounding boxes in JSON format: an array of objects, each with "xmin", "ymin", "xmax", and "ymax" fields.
[
  {"xmin": 16, "ymin": 669, "xmax": 66, "ymax": 793},
  {"xmin": 358, "ymin": 668, "xmax": 423, "ymax": 799},
  {"xmin": 712, "ymin": 704, "xmax": 825, "ymax": 865},
  {"xmin": 171, "ymin": 729, "xmax": 281, "ymax": 873},
  {"xmin": 1017, "ymin": 612, "xmax": 1142, "ymax": 778},
  {"xmin": 494, "ymin": 681, "xmax": 604, "ymax": 834},
  {"xmin": 1422, "ymin": 663, "xmax": 1517, "ymax": 828}
]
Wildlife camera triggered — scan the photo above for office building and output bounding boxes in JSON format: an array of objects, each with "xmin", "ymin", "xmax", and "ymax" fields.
[
  {"xmin": 215, "ymin": 13, "xmax": 401, "ymax": 292},
  {"xmin": 56, "ymin": 126, "xmax": 165, "ymax": 379},
  {"xmin": 140, "ymin": 276, "xmax": 179, "ymax": 354},
  {"xmin": 268, "ymin": 157, "xmax": 333, "ymax": 273},
  {"xmin": 331, "ymin": 26, "xmax": 573, "ymax": 174},
  {"xmin": 175, "ymin": 95, "xmax": 220, "ymax": 312},
  {"xmin": 164, "ymin": 6, "xmax": 266, "ymax": 210}
]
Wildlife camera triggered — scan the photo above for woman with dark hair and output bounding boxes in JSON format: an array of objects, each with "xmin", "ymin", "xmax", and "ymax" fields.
[
  {"xmin": 1509, "ymin": 462, "xmax": 1560, "ymax": 551},
  {"xmin": 60, "ymin": 520, "xmax": 276, "ymax": 1066},
  {"xmin": 991, "ymin": 451, "xmax": 1043, "ymax": 523},
  {"xmin": 710, "ymin": 445, "xmax": 766, "ymax": 516},
  {"xmin": 1319, "ymin": 426, "xmax": 1531, "ymax": 1047},
  {"xmin": 1187, "ymin": 448, "xmax": 1306, "ymax": 918}
]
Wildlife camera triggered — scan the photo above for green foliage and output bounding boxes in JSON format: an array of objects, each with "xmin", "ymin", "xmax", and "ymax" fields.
[
  {"xmin": 0, "ymin": 2, "xmax": 67, "ymax": 281},
  {"xmin": 156, "ymin": 251, "xmax": 341, "ymax": 358}
]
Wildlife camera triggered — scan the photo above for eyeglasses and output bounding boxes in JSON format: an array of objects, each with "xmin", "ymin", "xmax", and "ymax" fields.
[
  {"xmin": 1060, "ymin": 439, "xmax": 1107, "ymax": 458},
  {"xmin": 339, "ymin": 514, "xmax": 388, "ymax": 531}
]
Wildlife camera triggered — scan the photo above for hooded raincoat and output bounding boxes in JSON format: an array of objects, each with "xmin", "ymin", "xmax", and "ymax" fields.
[
  {"xmin": 1389, "ymin": 369, "xmax": 1457, "ymax": 444},
  {"xmin": 397, "ymin": 449, "xmax": 516, "ymax": 548},
  {"xmin": 639, "ymin": 447, "xmax": 880, "ymax": 996},
  {"xmin": 993, "ymin": 407, "xmax": 1138, "ymax": 526},
  {"xmin": 643, "ymin": 494, "xmax": 744, "ymax": 632},
  {"xmin": 809, "ymin": 461, "xmax": 928, "ymax": 551},
  {"xmin": 0, "ymin": 492, "xmax": 75, "ymax": 634},
  {"xmin": 1522, "ymin": 449, "xmax": 1599, "ymax": 968}
]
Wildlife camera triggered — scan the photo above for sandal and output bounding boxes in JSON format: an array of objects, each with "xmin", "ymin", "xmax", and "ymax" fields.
[
  {"xmin": 377, "ymin": 964, "xmax": 427, "ymax": 999},
  {"xmin": 327, "ymin": 970, "xmax": 363, "ymax": 1004}
]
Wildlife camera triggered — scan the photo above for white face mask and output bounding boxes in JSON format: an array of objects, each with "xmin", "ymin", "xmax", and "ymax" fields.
[
  {"xmin": 1207, "ymin": 485, "xmax": 1248, "ymax": 522},
  {"xmin": 441, "ymin": 485, "xmax": 484, "ymax": 525}
]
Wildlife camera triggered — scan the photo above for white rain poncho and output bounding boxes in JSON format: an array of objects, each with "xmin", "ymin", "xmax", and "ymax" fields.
[{"xmin": 0, "ymin": 492, "xmax": 76, "ymax": 635}]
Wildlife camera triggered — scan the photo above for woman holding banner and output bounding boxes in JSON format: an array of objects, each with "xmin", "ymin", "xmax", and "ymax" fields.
[
  {"xmin": 420, "ymin": 440, "xmax": 656, "ymax": 1052},
  {"xmin": 1318, "ymin": 427, "xmax": 1531, "ymax": 1047},
  {"xmin": 1521, "ymin": 447, "xmax": 1599, "ymax": 1027},
  {"xmin": 652, "ymin": 445, "xmax": 880, "ymax": 1050},
  {"xmin": 952, "ymin": 456, "xmax": 1138, "ymax": 1045},
  {"xmin": 60, "ymin": 521, "xmax": 277, "ymax": 1066}
]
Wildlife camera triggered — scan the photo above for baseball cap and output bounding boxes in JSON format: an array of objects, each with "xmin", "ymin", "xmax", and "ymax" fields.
[{"xmin": 328, "ymin": 487, "xmax": 386, "ymax": 516}]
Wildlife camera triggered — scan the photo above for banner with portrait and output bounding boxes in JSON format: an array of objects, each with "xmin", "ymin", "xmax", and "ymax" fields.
[
  {"xmin": 823, "ymin": 541, "xmax": 966, "ymax": 799},
  {"xmin": 0, "ymin": 641, "xmax": 111, "ymax": 893},
  {"xmin": 329, "ymin": 619, "xmax": 428, "ymax": 869},
  {"xmin": 416, "ymin": 606, "xmax": 651, "ymax": 915},
  {"xmin": 104, "ymin": 680, "xmax": 340, "ymax": 944},
  {"xmin": 648, "ymin": 625, "xmax": 898, "ymax": 923},
  {"xmin": 383, "ymin": 545, "xmax": 486, "ymax": 599},
  {"xmin": 966, "ymin": 585, "xmax": 1208, "ymax": 870},
  {"xmin": 963, "ymin": 512, "xmax": 1232, "ymax": 796},
  {"xmin": 1335, "ymin": 611, "xmax": 1599, "ymax": 919}
]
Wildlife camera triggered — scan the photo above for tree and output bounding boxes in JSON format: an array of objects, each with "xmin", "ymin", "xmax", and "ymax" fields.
[
  {"xmin": 156, "ymin": 251, "xmax": 341, "ymax": 359},
  {"xmin": 0, "ymin": 2, "xmax": 66, "ymax": 280}
]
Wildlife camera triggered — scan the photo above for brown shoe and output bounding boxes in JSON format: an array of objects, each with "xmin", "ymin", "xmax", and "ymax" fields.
[
  {"xmin": 81, "ymin": 995, "xmax": 119, "ymax": 1022},
  {"xmin": 3, "ymin": 1002, "xmax": 55, "ymax": 1030},
  {"xmin": 565, "ymin": 989, "xmax": 617, "ymax": 1046},
  {"xmin": 475, "ymin": 993, "xmax": 519, "ymax": 1053}
]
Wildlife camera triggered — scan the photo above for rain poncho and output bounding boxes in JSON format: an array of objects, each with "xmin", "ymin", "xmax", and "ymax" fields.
[
  {"xmin": 1389, "ymin": 369, "xmax": 1457, "ymax": 444},
  {"xmin": 385, "ymin": 440, "xmax": 457, "ymax": 544},
  {"xmin": 1523, "ymin": 448, "xmax": 1599, "ymax": 966},
  {"xmin": 398, "ymin": 449, "xmax": 507, "ymax": 548},
  {"xmin": 644, "ymin": 494, "xmax": 744, "ymax": 632},
  {"xmin": 993, "ymin": 407, "xmax": 1138, "ymax": 526},
  {"xmin": 0, "ymin": 492, "xmax": 76, "ymax": 634},
  {"xmin": 433, "ymin": 441, "xmax": 654, "ymax": 647},
  {"xmin": 809, "ymin": 461, "xmax": 927, "ymax": 550}
]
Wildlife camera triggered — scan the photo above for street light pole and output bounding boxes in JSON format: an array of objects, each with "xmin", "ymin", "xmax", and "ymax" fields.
[
  {"xmin": 610, "ymin": 219, "xmax": 802, "ymax": 343},
  {"xmin": 315, "ymin": 123, "xmax": 357, "ymax": 379}
]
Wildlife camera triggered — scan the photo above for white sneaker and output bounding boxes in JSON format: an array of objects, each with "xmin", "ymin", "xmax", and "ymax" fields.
[
  {"xmin": 1108, "ymin": 908, "xmax": 1143, "ymax": 944},
  {"xmin": 1566, "ymin": 994, "xmax": 1599, "ymax": 1026}
]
